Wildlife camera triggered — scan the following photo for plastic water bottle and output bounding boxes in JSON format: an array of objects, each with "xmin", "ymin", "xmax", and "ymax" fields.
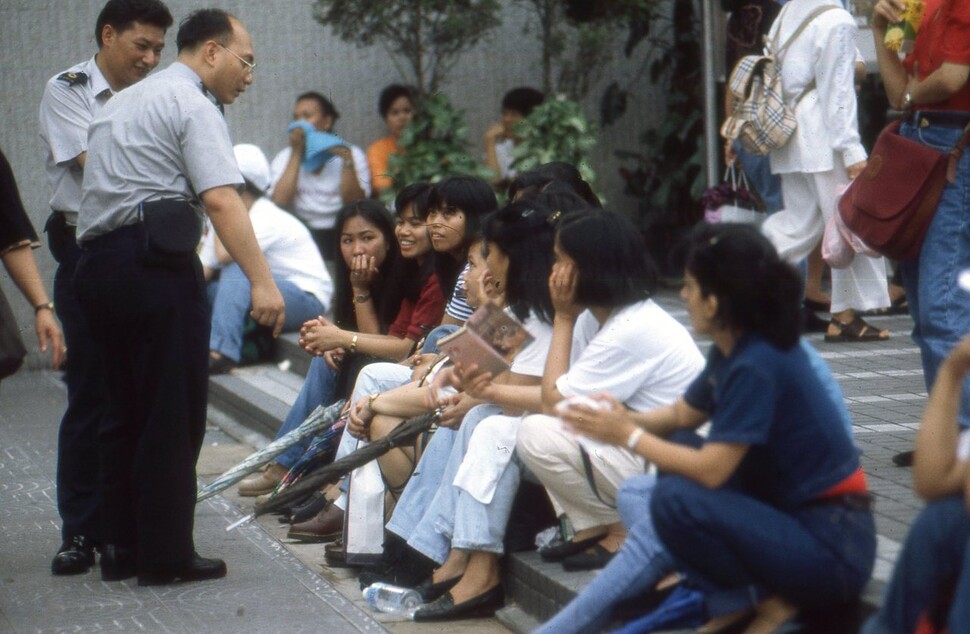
[{"xmin": 362, "ymin": 582, "xmax": 423, "ymax": 618}]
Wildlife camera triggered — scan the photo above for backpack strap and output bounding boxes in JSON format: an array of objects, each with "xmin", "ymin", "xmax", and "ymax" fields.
[{"xmin": 770, "ymin": 4, "xmax": 841, "ymax": 56}]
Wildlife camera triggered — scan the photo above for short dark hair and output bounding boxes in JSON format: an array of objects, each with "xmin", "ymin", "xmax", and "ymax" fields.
[
  {"xmin": 176, "ymin": 8, "xmax": 234, "ymax": 53},
  {"xmin": 96, "ymin": 0, "xmax": 173, "ymax": 48},
  {"xmin": 685, "ymin": 223, "xmax": 802, "ymax": 349},
  {"xmin": 556, "ymin": 210, "xmax": 658, "ymax": 308},
  {"xmin": 297, "ymin": 92, "xmax": 340, "ymax": 123},
  {"xmin": 502, "ymin": 87, "xmax": 545, "ymax": 117},
  {"xmin": 482, "ymin": 200, "xmax": 556, "ymax": 324},
  {"xmin": 394, "ymin": 182, "xmax": 433, "ymax": 219},
  {"xmin": 508, "ymin": 162, "xmax": 601, "ymax": 208},
  {"xmin": 378, "ymin": 84, "xmax": 415, "ymax": 119},
  {"xmin": 426, "ymin": 176, "xmax": 497, "ymax": 295}
]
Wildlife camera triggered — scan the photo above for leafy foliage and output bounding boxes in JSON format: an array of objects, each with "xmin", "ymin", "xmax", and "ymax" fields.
[
  {"xmin": 311, "ymin": 0, "xmax": 502, "ymax": 95},
  {"xmin": 384, "ymin": 93, "xmax": 491, "ymax": 199},
  {"xmin": 510, "ymin": 96, "xmax": 598, "ymax": 187},
  {"xmin": 513, "ymin": 0, "xmax": 619, "ymax": 100}
]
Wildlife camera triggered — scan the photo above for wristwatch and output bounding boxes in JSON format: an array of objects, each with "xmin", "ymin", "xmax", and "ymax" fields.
[
  {"xmin": 353, "ymin": 293, "xmax": 372, "ymax": 304},
  {"xmin": 902, "ymin": 91, "xmax": 913, "ymax": 112},
  {"xmin": 34, "ymin": 301, "xmax": 54, "ymax": 314}
]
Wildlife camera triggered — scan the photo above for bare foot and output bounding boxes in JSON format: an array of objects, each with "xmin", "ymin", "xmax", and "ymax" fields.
[{"xmin": 431, "ymin": 550, "xmax": 469, "ymax": 584}]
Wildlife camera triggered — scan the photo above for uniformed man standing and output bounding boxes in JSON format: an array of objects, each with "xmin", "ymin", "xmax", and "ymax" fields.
[
  {"xmin": 39, "ymin": 0, "xmax": 173, "ymax": 577},
  {"xmin": 75, "ymin": 8, "xmax": 285, "ymax": 585}
]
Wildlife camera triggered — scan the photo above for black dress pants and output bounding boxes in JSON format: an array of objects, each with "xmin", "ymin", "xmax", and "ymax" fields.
[
  {"xmin": 75, "ymin": 224, "xmax": 208, "ymax": 570},
  {"xmin": 47, "ymin": 215, "xmax": 105, "ymax": 543}
]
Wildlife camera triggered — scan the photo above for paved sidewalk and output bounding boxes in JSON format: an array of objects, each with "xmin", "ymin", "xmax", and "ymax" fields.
[{"xmin": 0, "ymin": 371, "xmax": 385, "ymax": 633}]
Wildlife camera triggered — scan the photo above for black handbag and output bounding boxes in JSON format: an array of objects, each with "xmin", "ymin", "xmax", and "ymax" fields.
[{"xmin": 0, "ymin": 287, "xmax": 27, "ymax": 379}]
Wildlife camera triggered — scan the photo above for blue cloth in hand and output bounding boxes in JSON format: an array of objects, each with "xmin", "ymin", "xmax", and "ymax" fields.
[{"xmin": 287, "ymin": 120, "xmax": 345, "ymax": 172}]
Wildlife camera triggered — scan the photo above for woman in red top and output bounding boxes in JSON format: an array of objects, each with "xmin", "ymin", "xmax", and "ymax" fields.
[{"xmin": 872, "ymin": 0, "xmax": 970, "ymax": 436}]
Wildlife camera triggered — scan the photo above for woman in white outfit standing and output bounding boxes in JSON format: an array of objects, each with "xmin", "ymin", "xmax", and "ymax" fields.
[{"xmin": 761, "ymin": 0, "xmax": 891, "ymax": 341}]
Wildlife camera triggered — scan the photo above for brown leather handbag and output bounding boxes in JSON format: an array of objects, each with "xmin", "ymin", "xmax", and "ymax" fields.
[{"xmin": 838, "ymin": 119, "xmax": 970, "ymax": 261}]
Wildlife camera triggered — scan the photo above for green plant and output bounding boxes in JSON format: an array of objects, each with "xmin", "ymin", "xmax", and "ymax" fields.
[
  {"xmin": 512, "ymin": 0, "xmax": 619, "ymax": 100},
  {"xmin": 509, "ymin": 96, "xmax": 598, "ymax": 188},
  {"xmin": 384, "ymin": 93, "xmax": 491, "ymax": 199},
  {"xmin": 311, "ymin": 0, "xmax": 502, "ymax": 96}
]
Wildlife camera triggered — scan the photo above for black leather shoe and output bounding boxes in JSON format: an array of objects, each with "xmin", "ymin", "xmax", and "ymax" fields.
[
  {"xmin": 412, "ymin": 585, "xmax": 505, "ymax": 622},
  {"xmin": 357, "ymin": 537, "xmax": 435, "ymax": 590},
  {"xmin": 893, "ymin": 450, "xmax": 915, "ymax": 467},
  {"xmin": 538, "ymin": 533, "xmax": 604, "ymax": 562},
  {"xmin": 416, "ymin": 575, "xmax": 461, "ymax": 602},
  {"xmin": 287, "ymin": 491, "xmax": 329, "ymax": 524},
  {"xmin": 562, "ymin": 543, "xmax": 615, "ymax": 571},
  {"xmin": 137, "ymin": 554, "xmax": 227, "ymax": 586},
  {"xmin": 100, "ymin": 544, "xmax": 136, "ymax": 581},
  {"xmin": 51, "ymin": 535, "xmax": 96, "ymax": 576}
]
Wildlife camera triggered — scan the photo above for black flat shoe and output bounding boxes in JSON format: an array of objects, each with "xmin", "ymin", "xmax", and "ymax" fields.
[
  {"xmin": 538, "ymin": 533, "xmax": 605, "ymax": 562},
  {"xmin": 287, "ymin": 491, "xmax": 329, "ymax": 524},
  {"xmin": 416, "ymin": 574, "xmax": 461, "ymax": 602},
  {"xmin": 892, "ymin": 450, "xmax": 915, "ymax": 467},
  {"xmin": 137, "ymin": 554, "xmax": 226, "ymax": 586},
  {"xmin": 562, "ymin": 544, "xmax": 615, "ymax": 571},
  {"xmin": 357, "ymin": 537, "xmax": 435, "ymax": 590},
  {"xmin": 100, "ymin": 544, "xmax": 136, "ymax": 582},
  {"xmin": 51, "ymin": 535, "xmax": 97, "ymax": 576},
  {"xmin": 412, "ymin": 585, "xmax": 505, "ymax": 622}
]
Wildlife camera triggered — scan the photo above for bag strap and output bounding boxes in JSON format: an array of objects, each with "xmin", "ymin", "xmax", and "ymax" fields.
[
  {"xmin": 771, "ymin": 4, "xmax": 840, "ymax": 57},
  {"xmin": 579, "ymin": 446, "xmax": 617, "ymax": 510}
]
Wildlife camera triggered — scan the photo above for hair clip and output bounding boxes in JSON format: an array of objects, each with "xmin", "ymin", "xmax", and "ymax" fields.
[{"xmin": 546, "ymin": 210, "xmax": 562, "ymax": 225}]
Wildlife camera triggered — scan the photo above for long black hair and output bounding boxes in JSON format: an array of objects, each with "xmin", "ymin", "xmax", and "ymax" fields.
[
  {"xmin": 482, "ymin": 200, "xmax": 557, "ymax": 324},
  {"xmin": 331, "ymin": 200, "xmax": 402, "ymax": 331},
  {"xmin": 685, "ymin": 223, "xmax": 802, "ymax": 349},
  {"xmin": 424, "ymin": 176, "xmax": 497, "ymax": 297},
  {"xmin": 556, "ymin": 210, "xmax": 658, "ymax": 308},
  {"xmin": 507, "ymin": 162, "xmax": 601, "ymax": 208}
]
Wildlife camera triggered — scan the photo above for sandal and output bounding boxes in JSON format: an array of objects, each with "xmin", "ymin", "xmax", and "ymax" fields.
[{"xmin": 824, "ymin": 316, "xmax": 889, "ymax": 342}]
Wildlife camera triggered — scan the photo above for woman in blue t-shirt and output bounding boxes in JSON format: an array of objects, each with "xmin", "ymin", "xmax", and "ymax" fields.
[{"xmin": 561, "ymin": 224, "xmax": 875, "ymax": 632}]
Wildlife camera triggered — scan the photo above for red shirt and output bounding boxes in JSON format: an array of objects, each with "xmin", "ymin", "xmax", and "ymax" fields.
[
  {"xmin": 387, "ymin": 273, "xmax": 446, "ymax": 342},
  {"xmin": 905, "ymin": 0, "xmax": 970, "ymax": 111}
]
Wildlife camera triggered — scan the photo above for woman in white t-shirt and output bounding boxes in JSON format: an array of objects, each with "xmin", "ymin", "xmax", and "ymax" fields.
[{"xmin": 516, "ymin": 211, "xmax": 704, "ymax": 573}]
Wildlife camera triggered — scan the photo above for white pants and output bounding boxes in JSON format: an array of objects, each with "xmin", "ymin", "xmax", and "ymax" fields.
[
  {"xmin": 762, "ymin": 167, "xmax": 889, "ymax": 313},
  {"xmin": 516, "ymin": 414, "xmax": 646, "ymax": 532}
]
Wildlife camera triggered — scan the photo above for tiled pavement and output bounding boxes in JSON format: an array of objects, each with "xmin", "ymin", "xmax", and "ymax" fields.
[{"xmin": 0, "ymin": 288, "xmax": 930, "ymax": 632}]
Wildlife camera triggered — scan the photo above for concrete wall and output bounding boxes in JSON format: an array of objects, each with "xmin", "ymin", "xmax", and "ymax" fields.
[{"xmin": 0, "ymin": 0, "xmax": 665, "ymax": 368}]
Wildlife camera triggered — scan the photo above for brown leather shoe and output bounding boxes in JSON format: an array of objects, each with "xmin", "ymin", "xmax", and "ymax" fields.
[
  {"xmin": 238, "ymin": 462, "xmax": 287, "ymax": 497},
  {"xmin": 286, "ymin": 505, "xmax": 344, "ymax": 543}
]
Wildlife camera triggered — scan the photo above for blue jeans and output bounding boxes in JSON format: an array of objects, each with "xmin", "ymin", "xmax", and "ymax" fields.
[
  {"xmin": 273, "ymin": 356, "xmax": 339, "ymax": 469},
  {"xmin": 898, "ymin": 119, "xmax": 970, "ymax": 428},
  {"xmin": 207, "ymin": 263, "xmax": 324, "ymax": 362},
  {"xmin": 537, "ymin": 473, "xmax": 675, "ymax": 634},
  {"xmin": 424, "ymin": 413, "xmax": 522, "ymax": 556},
  {"xmin": 863, "ymin": 497, "xmax": 970, "ymax": 634},
  {"xmin": 386, "ymin": 404, "xmax": 502, "ymax": 563},
  {"xmin": 652, "ymin": 476, "xmax": 876, "ymax": 617}
]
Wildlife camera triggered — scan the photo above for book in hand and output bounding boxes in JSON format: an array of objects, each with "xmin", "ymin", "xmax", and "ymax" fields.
[{"xmin": 436, "ymin": 303, "xmax": 534, "ymax": 376}]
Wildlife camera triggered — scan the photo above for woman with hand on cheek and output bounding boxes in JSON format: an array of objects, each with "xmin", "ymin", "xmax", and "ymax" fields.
[
  {"xmin": 238, "ymin": 189, "xmax": 443, "ymax": 499},
  {"xmin": 561, "ymin": 224, "xmax": 875, "ymax": 633}
]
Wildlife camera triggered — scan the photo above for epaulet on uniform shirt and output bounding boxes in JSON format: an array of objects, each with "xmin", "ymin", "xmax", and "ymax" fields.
[{"xmin": 56, "ymin": 71, "xmax": 88, "ymax": 87}]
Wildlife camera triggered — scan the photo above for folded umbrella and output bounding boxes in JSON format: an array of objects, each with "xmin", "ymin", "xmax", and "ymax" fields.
[
  {"xmin": 253, "ymin": 411, "xmax": 438, "ymax": 517},
  {"xmin": 196, "ymin": 399, "xmax": 346, "ymax": 502}
]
